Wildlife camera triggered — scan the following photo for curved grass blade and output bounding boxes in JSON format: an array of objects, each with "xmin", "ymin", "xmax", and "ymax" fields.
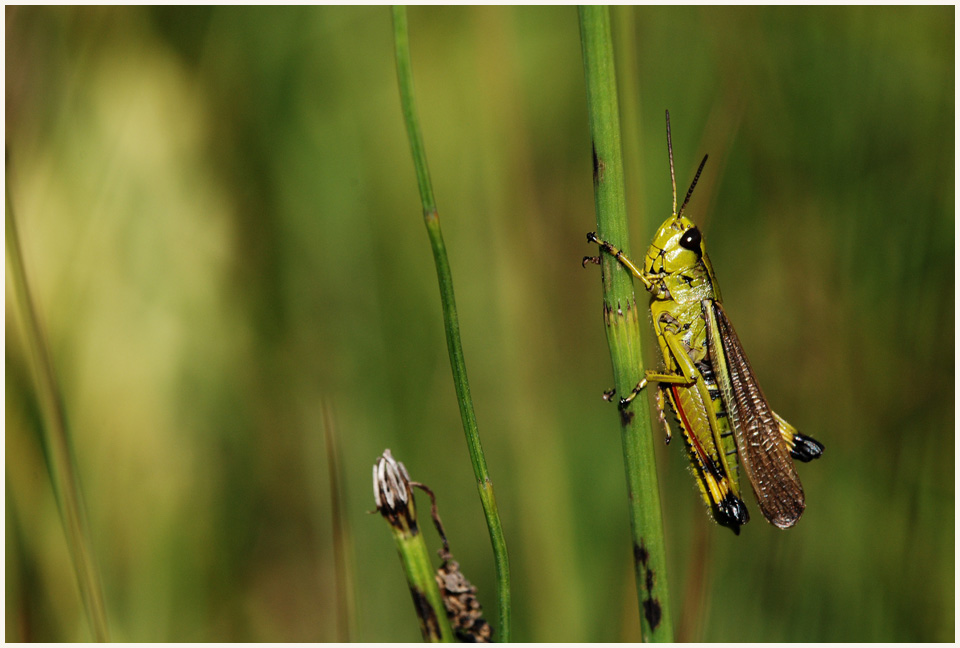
[
  {"xmin": 6, "ymin": 159, "xmax": 110, "ymax": 641},
  {"xmin": 391, "ymin": 6, "xmax": 511, "ymax": 640}
]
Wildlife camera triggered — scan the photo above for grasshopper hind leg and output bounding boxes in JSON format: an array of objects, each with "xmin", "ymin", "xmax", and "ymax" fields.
[
  {"xmin": 716, "ymin": 493, "xmax": 750, "ymax": 535},
  {"xmin": 789, "ymin": 433, "xmax": 824, "ymax": 463},
  {"xmin": 773, "ymin": 411, "xmax": 824, "ymax": 462}
]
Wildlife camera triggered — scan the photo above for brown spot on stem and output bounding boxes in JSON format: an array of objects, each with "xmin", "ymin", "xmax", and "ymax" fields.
[
  {"xmin": 633, "ymin": 541, "xmax": 662, "ymax": 631},
  {"xmin": 620, "ymin": 406, "xmax": 635, "ymax": 426},
  {"xmin": 633, "ymin": 541, "xmax": 649, "ymax": 566},
  {"xmin": 409, "ymin": 586, "xmax": 441, "ymax": 640},
  {"xmin": 592, "ymin": 143, "xmax": 605, "ymax": 184},
  {"xmin": 602, "ymin": 303, "xmax": 613, "ymax": 325},
  {"xmin": 643, "ymin": 597, "xmax": 663, "ymax": 630}
]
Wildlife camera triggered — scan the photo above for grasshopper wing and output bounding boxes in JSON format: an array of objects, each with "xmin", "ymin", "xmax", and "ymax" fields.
[{"xmin": 705, "ymin": 300, "xmax": 805, "ymax": 529}]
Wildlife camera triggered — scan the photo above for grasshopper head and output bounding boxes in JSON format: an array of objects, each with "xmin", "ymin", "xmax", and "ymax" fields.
[
  {"xmin": 644, "ymin": 214, "xmax": 705, "ymax": 276},
  {"xmin": 650, "ymin": 111, "xmax": 709, "ymax": 278}
]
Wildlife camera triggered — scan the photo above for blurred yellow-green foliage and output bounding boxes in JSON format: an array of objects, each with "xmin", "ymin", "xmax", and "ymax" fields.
[{"xmin": 5, "ymin": 5, "xmax": 954, "ymax": 642}]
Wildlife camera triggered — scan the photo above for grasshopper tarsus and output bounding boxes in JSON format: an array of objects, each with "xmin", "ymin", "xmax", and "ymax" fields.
[
  {"xmin": 586, "ymin": 231, "xmax": 598, "ymax": 243},
  {"xmin": 582, "ymin": 255, "xmax": 601, "ymax": 268},
  {"xmin": 601, "ymin": 388, "xmax": 617, "ymax": 402}
]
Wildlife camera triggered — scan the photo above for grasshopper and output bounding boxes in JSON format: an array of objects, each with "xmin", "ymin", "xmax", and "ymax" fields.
[{"xmin": 584, "ymin": 111, "xmax": 823, "ymax": 534}]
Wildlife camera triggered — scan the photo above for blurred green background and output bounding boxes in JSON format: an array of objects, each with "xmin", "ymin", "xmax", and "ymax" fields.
[{"xmin": 5, "ymin": 5, "xmax": 953, "ymax": 642}]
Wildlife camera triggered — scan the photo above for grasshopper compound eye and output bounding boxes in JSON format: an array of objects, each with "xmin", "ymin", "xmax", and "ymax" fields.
[{"xmin": 678, "ymin": 227, "xmax": 702, "ymax": 255}]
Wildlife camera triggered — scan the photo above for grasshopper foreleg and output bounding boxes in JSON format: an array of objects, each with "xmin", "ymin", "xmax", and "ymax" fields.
[{"xmin": 585, "ymin": 232, "xmax": 655, "ymax": 291}]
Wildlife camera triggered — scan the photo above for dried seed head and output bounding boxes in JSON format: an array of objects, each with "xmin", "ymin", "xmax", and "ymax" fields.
[
  {"xmin": 373, "ymin": 449, "xmax": 417, "ymax": 532},
  {"xmin": 435, "ymin": 549, "xmax": 492, "ymax": 643}
]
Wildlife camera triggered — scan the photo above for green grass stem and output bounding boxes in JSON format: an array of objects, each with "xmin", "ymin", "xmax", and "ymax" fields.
[
  {"xmin": 6, "ymin": 165, "xmax": 110, "ymax": 642},
  {"xmin": 392, "ymin": 6, "xmax": 511, "ymax": 642},
  {"xmin": 578, "ymin": 6, "xmax": 673, "ymax": 641},
  {"xmin": 394, "ymin": 528, "xmax": 454, "ymax": 642},
  {"xmin": 374, "ymin": 451, "xmax": 455, "ymax": 642}
]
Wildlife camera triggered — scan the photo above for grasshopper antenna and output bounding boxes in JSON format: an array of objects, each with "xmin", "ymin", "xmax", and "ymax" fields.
[
  {"xmin": 666, "ymin": 110, "xmax": 678, "ymax": 217},
  {"xmin": 677, "ymin": 154, "xmax": 708, "ymax": 220}
]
